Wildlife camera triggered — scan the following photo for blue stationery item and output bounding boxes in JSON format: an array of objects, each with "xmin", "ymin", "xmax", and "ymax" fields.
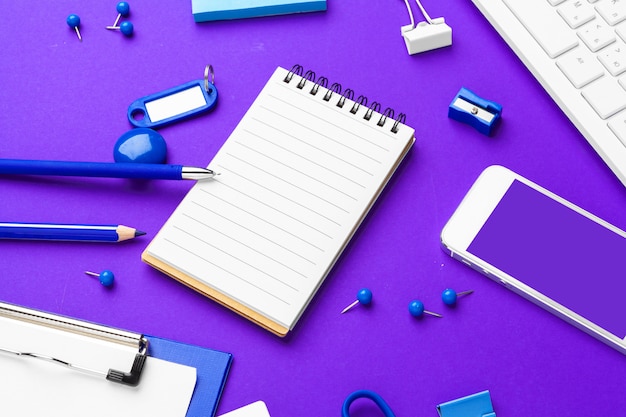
[
  {"xmin": 85, "ymin": 270, "xmax": 116, "ymax": 287},
  {"xmin": 0, "ymin": 222, "xmax": 145, "ymax": 242},
  {"xmin": 66, "ymin": 14, "xmax": 82, "ymax": 41},
  {"xmin": 191, "ymin": 0, "xmax": 327, "ymax": 22},
  {"xmin": 147, "ymin": 335, "xmax": 233, "ymax": 417},
  {"xmin": 114, "ymin": 128, "xmax": 168, "ymax": 164},
  {"xmin": 0, "ymin": 158, "xmax": 214, "ymax": 181},
  {"xmin": 342, "ymin": 390, "xmax": 396, "ymax": 417},
  {"xmin": 128, "ymin": 66, "xmax": 218, "ymax": 129},
  {"xmin": 448, "ymin": 87, "xmax": 502, "ymax": 136},
  {"xmin": 436, "ymin": 390, "xmax": 496, "ymax": 417}
]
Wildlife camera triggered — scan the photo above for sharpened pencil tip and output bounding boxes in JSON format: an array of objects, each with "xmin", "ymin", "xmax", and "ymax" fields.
[{"xmin": 135, "ymin": 230, "xmax": 147, "ymax": 237}]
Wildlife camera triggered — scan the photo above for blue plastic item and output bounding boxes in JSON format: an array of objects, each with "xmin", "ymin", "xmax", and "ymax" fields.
[
  {"xmin": 119, "ymin": 21, "xmax": 134, "ymax": 36},
  {"xmin": 85, "ymin": 270, "xmax": 115, "ymax": 287},
  {"xmin": 341, "ymin": 288, "xmax": 373, "ymax": 313},
  {"xmin": 437, "ymin": 390, "xmax": 496, "ymax": 417},
  {"xmin": 116, "ymin": 2, "xmax": 130, "ymax": 16},
  {"xmin": 66, "ymin": 14, "xmax": 82, "ymax": 41},
  {"xmin": 448, "ymin": 87, "xmax": 502, "ymax": 136},
  {"xmin": 408, "ymin": 300, "xmax": 443, "ymax": 318},
  {"xmin": 128, "ymin": 79, "xmax": 218, "ymax": 129},
  {"xmin": 342, "ymin": 390, "xmax": 396, "ymax": 417},
  {"xmin": 0, "ymin": 158, "xmax": 190, "ymax": 180},
  {"xmin": 441, "ymin": 288, "xmax": 474, "ymax": 306},
  {"xmin": 114, "ymin": 128, "xmax": 167, "ymax": 164},
  {"xmin": 192, "ymin": 0, "xmax": 327, "ymax": 22}
]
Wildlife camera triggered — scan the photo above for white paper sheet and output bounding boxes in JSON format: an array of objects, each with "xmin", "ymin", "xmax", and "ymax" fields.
[
  {"xmin": 219, "ymin": 401, "xmax": 271, "ymax": 417},
  {"xmin": 0, "ymin": 315, "xmax": 196, "ymax": 416}
]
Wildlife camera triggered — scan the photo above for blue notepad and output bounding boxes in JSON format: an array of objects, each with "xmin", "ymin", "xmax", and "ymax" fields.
[
  {"xmin": 147, "ymin": 336, "xmax": 233, "ymax": 417},
  {"xmin": 192, "ymin": 0, "xmax": 327, "ymax": 22}
]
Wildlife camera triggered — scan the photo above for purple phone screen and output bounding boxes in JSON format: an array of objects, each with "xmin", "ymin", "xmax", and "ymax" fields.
[{"xmin": 468, "ymin": 179, "xmax": 626, "ymax": 338}]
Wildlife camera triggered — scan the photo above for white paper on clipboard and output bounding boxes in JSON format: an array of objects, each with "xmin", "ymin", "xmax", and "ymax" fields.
[{"xmin": 0, "ymin": 305, "xmax": 196, "ymax": 417}]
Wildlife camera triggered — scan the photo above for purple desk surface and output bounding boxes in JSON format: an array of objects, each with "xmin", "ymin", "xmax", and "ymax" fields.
[{"xmin": 2, "ymin": 1, "xmax": 625, "ymax": 416}]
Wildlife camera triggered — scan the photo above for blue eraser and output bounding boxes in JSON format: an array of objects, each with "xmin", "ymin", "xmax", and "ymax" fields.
[
  {"xmin": 114, "ymin": 128, "xmax": 167, "ymax": 164},
  {"xmin": 448, "ymin": 87, "xmax": 502, "ymax": 136},
  {"xmin": 192, "ymin": 0, "xmax": 327, "ymax": 22}
]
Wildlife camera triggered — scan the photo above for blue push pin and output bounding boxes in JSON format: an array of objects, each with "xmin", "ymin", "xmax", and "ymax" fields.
[
  {"xmin": 441, "ymin": 288, "xmax": 474, "ymax": 306},
  {"xmin": 341, "ymin": 288, "xmax": 372, "ymax": 314},
  {"xmin": 66, "ymin": 14, "xmax": 82, "ymax": 41},
  {"xmin": 85, "ymin": 270, "xmax": 115, "ymax": 287},
  {"xmin": 108, "ymin": 20, "xmax": 134, "ymax": 36},
  {"xmin": 107, "ymin": 2, "xmax": 130, "ymax": 29},
  {"xmin": 408, "ymin": 300, "xmax": 443, "ymax": 318}
]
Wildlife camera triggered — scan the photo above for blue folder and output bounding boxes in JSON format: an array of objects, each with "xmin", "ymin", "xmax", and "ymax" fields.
[{"xmin": 147, "ymin": 336, "xmax": 233, "ymax": 417}]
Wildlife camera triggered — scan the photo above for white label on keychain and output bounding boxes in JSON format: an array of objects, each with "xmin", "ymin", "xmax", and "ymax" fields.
[{"xmin": 127, "ymin": 65, "xmax": 218, "ymax": 129}]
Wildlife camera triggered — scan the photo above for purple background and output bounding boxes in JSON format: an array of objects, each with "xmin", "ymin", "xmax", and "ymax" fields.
[
  {"xmin": 468, "ymin": 179, "xmax": 626, "ymax": 338},
  {"xmin": 1, "ymin": 1, "xmax": 625, "ymax": 416}
]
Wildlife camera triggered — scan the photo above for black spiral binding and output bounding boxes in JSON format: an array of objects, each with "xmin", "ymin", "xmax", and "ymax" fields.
[{"xmin": 283, "ymin": 65, "xmax": 406, "ymax": 134}]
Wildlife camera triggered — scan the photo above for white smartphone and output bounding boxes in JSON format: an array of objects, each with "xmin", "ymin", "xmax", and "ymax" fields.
[{"xmin": 441, "ymin": 165, "xmax": 626, "ymax": 354}]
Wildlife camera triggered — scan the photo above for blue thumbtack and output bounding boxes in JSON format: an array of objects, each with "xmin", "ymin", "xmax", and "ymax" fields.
[
  {"xmin": 107, "ymin": 2, "xmax": 130, "ymax": 29},
  {"xmin": 85, "ymin": 270, "xmax": 115, "ymax": 287},
  {"xmin": 66, "ymin": 14, "xmax": 82, "ymax": 41},
  {"xmin": 408, "ymin": 300, "xmax": 443, "ymax": 318},
  {"xmin": 108, "ymin": 21, "xmax": 134, "ymax": 36},
  {"xmin": 341, "ymin": 288, "xmax": 372, "ymax": 314},
  {"xmin": 448, "ymin": 87, "xmax": 502, "ymax": 136},
  {"xmin": 441, "ymin": 288, "xmax": 474, "ymax": 306}
]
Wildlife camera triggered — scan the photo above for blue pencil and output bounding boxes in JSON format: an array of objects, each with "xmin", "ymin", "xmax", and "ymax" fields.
[
  {"xmin": 0, "ymin": 222, "xmax": 146, "ymax": 242},
  {"xmin": 0, "ymin": 159, "xmax": 215, "ymax": 180}
]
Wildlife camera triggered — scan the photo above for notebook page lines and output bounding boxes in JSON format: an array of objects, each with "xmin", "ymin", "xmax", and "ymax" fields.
[{"xmin": 148, "ymin": 67, "xmax": 413, "ymax": 326}]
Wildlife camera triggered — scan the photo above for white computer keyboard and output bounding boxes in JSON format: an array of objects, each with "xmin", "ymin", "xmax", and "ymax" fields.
[{"xmin": 472, "ymin": 0, "xmax": 626, "ymax": 187}]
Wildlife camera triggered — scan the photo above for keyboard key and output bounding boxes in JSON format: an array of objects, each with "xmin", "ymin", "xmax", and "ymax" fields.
[
  {"xmin": 582, "ymin": 76, "xmax": 626, "ymax": 118},
  {"xmin": 578, "ymin": 21, "xmax": 616, "ymax": 51},
  {"xmin": 504, "ymin": 0, "xmax": 579, "ymax": 58},
  {"xmin": 608, "ymin": 110, "xmax": 626, "ymax": 146},
  {"xmin": 557, "ymin": 47, "xmax": 605, "ymax": 87},
  {"xmin": 548, "ymin": 0, "xmax": 567, "ymax": 5},
  {"xmin": 598, "ymin": 41, "xmax": 626, "ymax": 75},
  {"xmin": 558, "ymin": 1, "xmax": 596, "ymax": 29},
  {"xmin": 616, "ymin": 21, "xmax": 626, "ymax": 41},
  {"xmin": 596, "ymin": 0, "xmax": 626, "ymax": 26}
]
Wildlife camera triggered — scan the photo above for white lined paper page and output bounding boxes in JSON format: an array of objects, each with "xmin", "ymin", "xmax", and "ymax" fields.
[{"xmin": 146, "ymin": 67, "xmax": 415, "ymax": 330}]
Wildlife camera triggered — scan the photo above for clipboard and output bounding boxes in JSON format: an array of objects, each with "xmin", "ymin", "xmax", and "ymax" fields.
[{"xmin": 0, "ymin": 301, "xmax": 232, "ymax": 417}]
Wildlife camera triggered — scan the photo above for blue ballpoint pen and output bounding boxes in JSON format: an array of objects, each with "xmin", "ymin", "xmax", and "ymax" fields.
[{"xmin": 0, "ymin": 159, "xmax": 215, "ymax": 180}]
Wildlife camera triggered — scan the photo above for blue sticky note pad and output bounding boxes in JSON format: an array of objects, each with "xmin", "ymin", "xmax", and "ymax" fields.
[
  {"xmin": 192, "ymin": 0, "xmax": 327, "ymax": 22},
  {"xmin": 436, "ymin": 390, "xmax": 496, "ymax": 417}
]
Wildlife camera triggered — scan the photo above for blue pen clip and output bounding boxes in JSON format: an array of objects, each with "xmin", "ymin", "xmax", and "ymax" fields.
[
  {"xmin": 437, "ymin": 390, "xmax": 496, "ymax": 417},
  {"xmin": 128, "ymin": 65, "xmax": 218, "ymax": 129},
  {"xmin": 448, "ymin": 87, "xmax": 502, "ymax": 136}
]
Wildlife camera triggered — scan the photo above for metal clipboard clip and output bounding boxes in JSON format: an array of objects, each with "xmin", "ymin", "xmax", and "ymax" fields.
[
  {"xmin": 448, "ymin": 87, "xmax": 503, "ymax": 136},
  {"xmin": 0, "ymin": 301, "xmax": 148, "ymax": 386}
]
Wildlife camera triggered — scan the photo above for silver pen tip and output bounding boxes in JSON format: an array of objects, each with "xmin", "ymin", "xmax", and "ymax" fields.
[{"xmin": 181, "ymin": 166, "xmax": 216, "ymax": 180}]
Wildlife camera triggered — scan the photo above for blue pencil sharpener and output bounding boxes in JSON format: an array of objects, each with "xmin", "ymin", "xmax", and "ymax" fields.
[{"xmin": 448, "ymin": 87, "xmax": 502, "ymax": 136}]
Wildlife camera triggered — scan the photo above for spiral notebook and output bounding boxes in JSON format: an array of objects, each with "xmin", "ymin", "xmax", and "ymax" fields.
[{"xmin": 142, "ymin": 65, "xmax": 415, "ymax": 336}]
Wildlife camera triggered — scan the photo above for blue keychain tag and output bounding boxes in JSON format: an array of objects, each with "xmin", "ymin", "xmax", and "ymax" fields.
[{"xmin": 128, "ymin": 65, "xmax": 218, "ymax": 129}]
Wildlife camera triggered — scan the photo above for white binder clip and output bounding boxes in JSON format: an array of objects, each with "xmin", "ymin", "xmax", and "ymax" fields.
[{"xmin": 401, "ymin": 0, "xmax": 452, "ymax": 54}]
